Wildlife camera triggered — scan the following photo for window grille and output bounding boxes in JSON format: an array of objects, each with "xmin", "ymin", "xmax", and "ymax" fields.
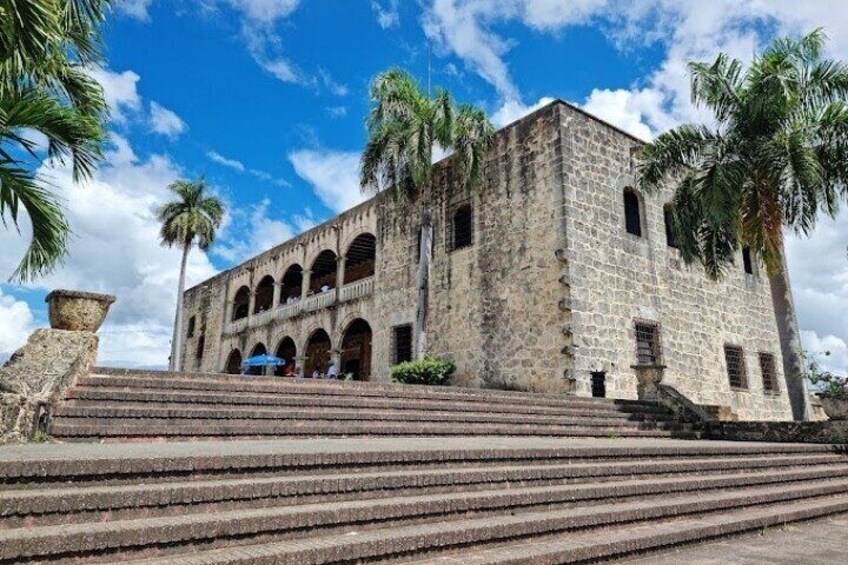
[
  {"xmin": 451, "ymin": 204, "xmax": 473, "ymax": 250},
  {"xmin": 725, "ymin": 345, "xmax": 748, "ymax": 389},
  {"xmin": 759, "ymin": 352, "xmax": 779, "ymax": 393},
  {"xmin": 635, "ymin": 322, "xmax": 660, "ymax": 365}
]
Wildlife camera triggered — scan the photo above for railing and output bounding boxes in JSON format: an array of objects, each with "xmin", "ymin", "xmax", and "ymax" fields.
[
  {"xmin": 339, "ymin": 276, "xmax": 374, "ymax": 302},
  {"xmin": 228, "ymin": 317, "xmax": 248, "ymax": 334},
  {"xmin": 249, "ymin": 309, "xmax": 275, "ymax": 328},
  {"xmin": 303, "ymin": 290, "xmax": 336, "ymax": 312},
  {"xmin": 279, "ymin": 301, "xmax": 301, "ymax": 319}
]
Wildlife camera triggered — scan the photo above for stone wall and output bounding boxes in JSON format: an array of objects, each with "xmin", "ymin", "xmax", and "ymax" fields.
[{"xmin": 180, "ymin": 100, "xmax": 795, "ymax": 420}]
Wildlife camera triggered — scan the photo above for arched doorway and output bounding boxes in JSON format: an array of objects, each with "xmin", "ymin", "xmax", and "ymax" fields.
[
  {"xmin": 279, "ymin": 264, "xmax": 303, "ymax": 304},
  {"xmin": 253, "ymin": 275, "xmax": 274, "ymax": 313},
  {"xmin": 341, "ymin": 318, "xmax": 372, "ymax": 380},
  {"xmin": 344, "ymin": 233, "xmax": 376, "ymax": 284},
  {"xmin": 309, "ymin": 250, "xmax": 337, "ymax": 294},
  {"xmin": 274, "ymin": 337, "xmax": 297, "ymax": 377},
  {"xmin": 246, "ymin": 343, "xmax": 267, "ymax": 376},
  {"xmin": 224, "ymin": 349, "xmax": 242, "ymax": 374},
  {"xmin": 305, "ymin": 329, "xmax": 331, "ymax": 377},
  {"xmin": 232, "ymin": 286, "xmax": 250, "ymax": 321}
]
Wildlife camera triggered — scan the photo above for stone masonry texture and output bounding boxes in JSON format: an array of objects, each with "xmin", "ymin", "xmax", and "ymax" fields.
[{"xmin": 180, "ymin": 100, "xmax": 793, "ymax": 421}]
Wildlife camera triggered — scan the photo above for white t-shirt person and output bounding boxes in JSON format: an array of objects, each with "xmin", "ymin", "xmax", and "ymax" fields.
[{"xmin": 327, "ymin": 361, "xmax": 339, "ymax": 379}]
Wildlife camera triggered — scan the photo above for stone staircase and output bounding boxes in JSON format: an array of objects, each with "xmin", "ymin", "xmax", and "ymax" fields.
[
  {"xmin": 0, "ymin": 437, "xmax": 846, "ymax": 564},
  {"xmin": 47, "ymin": 367, "xmax": 700, "ymax": 441}
]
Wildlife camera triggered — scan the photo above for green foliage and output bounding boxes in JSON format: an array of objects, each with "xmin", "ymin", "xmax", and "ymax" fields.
[
  {"xmin": 360, "ymin": 67, "xmax": 495, "ymax": 201},
  {"xmin": 0, "ymin": 0, "xmax": 111, "ymax": 281},
  {"xmin": 636, "ymin": 28, "xmax": 848, "ymax": 279},
  {"xmin": 391, "ymin": 356, "xmax": 456, "ymax": 386},
  {"xmin": 156, "ymin": 178, "xmax": 225, "ymax": 251},
  {"xmin": 804, "ymin": 350, "xmax": 848, "ymax": 400}
]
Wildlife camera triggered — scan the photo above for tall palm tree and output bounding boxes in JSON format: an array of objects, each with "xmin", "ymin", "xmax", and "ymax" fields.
[
  {"xmin": 636, "ymin": 29, "xmax": 848, "ymax": 421},
  {"xmin": 157, "ymin": 179, "xmax": 224, "ymax": 371},
  {"xmin": 360, "ymin": 68, "xmax": 494, "ymax": 359},
  {"xmin": 1, "ymin": 0, "xmax": 111, "ymax": 281}
]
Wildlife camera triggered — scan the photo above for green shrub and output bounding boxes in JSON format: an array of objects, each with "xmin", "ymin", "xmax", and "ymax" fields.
[{"xmin": 391, "ymin": 357, "xmax": 455, "ymax": 386}]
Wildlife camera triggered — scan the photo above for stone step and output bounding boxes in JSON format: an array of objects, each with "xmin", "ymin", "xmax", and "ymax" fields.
[
  {"xmin": 4, "ymin": 457, "xmax": 843, "ymax": 527},
  {"xmin": 48, "ymin": 418, "xmax": 700, "ymax": 440},
  {"xmin": 80, "ymin": 373, "xmax": 663, "ymax": 411},
  {"xmin": 65, "ymin": 386, "xmax": 671, "ymax": 417},
  {"xmin": 51, "ymin": 404, "xmax": 680, "ymax": 428},
  {"xmin": 0, "ymin": 440, "xmax": 830, "ymax": 486},
  {"xmin": 404, "ymin": 496, "xmax": 848, "ymax": 564},
  {"xmin": 2, "ymin": 471, "xmax": 846, "ymax": 563}
]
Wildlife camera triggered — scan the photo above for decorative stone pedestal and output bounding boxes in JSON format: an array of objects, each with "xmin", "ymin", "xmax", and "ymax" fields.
[
  {"xmin": 632, "ymin": 364, "xmax": 666, "ymax": 402},
  {"xmin": 46, "ymin": 290, "xmax": 115, "ymax": 332}
]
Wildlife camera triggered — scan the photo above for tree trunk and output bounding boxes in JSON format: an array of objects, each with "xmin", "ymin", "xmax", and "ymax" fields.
[
  {"xmin": 169, "ymin": 245, "xmax": 190, "ymax": 372},
  {"xmin": 415, "ymin": 206, "xmax": 433, "ymax": 359},
  {"xmin": 769, "ymin": 249, "xmax": 812, "ymax": 421}
]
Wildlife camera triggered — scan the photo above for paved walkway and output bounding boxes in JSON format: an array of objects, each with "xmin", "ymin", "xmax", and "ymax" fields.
[
  {"xmin": 620, "ymin": 515, "xmax": 848, "ymax": 564},
  {"xmin": 0, "ymin": 436, "xmax": 830, "ymax": 462}
]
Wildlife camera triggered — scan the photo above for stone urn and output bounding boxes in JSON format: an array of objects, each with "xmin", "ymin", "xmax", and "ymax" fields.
[
  {"xmin": 45, "ymin": 290, "xmax": 116, "ymax": 333},
  {"xmin": 818, "ymin": 397, "xmax": 848, "ymax": 421}
]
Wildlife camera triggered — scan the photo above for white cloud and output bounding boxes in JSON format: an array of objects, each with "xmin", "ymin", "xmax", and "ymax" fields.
[
  {"xmin": 86, "ymin": 67, "xmax": 141, "ymax": 123},
  {"xmin": 207, "ymin": 150, "xmax": 246, "ymax": 172},
  {"xmin": 372, "ymin": 0, "xmax": 400, "ymax": 29},
  {"xmin": 318, "ymin": 69, "xmax": 349, "ymax": 96},
  {"xmin": 149, "ymin": 102, "xmax": 187, "ymax": 138},
  {"xmin": 801, "ymin": 331, "xmax": 848, "ymax": 376},
  {"xmin": 224, "ymin": 0, "xmax": 300, "ymax": 24},
  {"xmin": 215, "ymin": 199, "xmax": 298, "ymax": 263},
  {"xmin": 0, "ymin": 289, "xmax": 35, "ymax": 359},
  {"xmin": 289, "ymin": 149, "xmax": 366, "ymax": 213},
  {"xmin": 581, "ymin": 88, "xmax": 653, "ymax": 140},
  {"xmin": 117, "ymin": 0, "xmax": 153, "ymax": 21},
  {"xmin": 326, "ymin": 106, "xmax": 348, "ymax": 118},
  {"xmin": 491, "ymin": 96, "xmax": 555, "ymax": 128},
  {"xmin": 0, "ymin": 134, "xmax": 219, "ymax": 368},
  {"xmin": 261, "ymin": 58, "xmax": 301, "ymax": 83}
]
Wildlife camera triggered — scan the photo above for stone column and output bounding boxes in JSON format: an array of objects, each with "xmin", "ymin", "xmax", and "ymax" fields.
[
  {"xmin": 247, "ymin": 291, "xmax": 256, "ymax": 322},
  {"xmin": 301, "ymin": 270, "xmax": 312, "ymax": 300},
  {"xmin": 632, "ymin": 364, "xmax": 666, "ymax": 402},
  {"xmin": 294, "ymin": 355, "xmax": 307, "ymax": 378},
  {"xmin": 272, "ymin": 282, "xmax": 281, "ymax": 308},
  {"xmin": 335, "ymin": 257, "xmax": 346, "ymax": 300}
]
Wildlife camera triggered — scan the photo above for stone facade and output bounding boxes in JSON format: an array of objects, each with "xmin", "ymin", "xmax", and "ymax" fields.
[{"xmin": 180, "ymin": 100, "xmax": 794, "ymax": 420}]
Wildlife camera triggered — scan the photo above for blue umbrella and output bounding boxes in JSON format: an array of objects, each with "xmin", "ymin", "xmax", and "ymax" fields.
[{"xmin": 242, "ymin": 354, "xmax": 286, "ymax": 367}]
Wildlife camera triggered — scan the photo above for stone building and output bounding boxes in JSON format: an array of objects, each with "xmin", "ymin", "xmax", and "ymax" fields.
[{"xmin": 180, "ymin": 100, "xmax": 793, "ymax": 420}]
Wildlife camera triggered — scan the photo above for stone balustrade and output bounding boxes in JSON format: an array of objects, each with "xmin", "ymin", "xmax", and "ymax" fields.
[
  {"xmin": 303, "ymin": 290, "xmax": 336, "ymax": 312},
  {"xmin": 339, "ymin": 276, "xmax": 374, "ymax": 302}
]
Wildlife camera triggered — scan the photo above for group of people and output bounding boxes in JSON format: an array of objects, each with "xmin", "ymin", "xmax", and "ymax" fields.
[{"xmin": 274, "ymin": 360, "xmax": 340, "ymax": 379}]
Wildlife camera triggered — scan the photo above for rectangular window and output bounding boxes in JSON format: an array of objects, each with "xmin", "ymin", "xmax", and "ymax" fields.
[
  {"xmin": 186, "ymin": 316, "xmax": 196, "ymax": 338},
  {"xmin": 635, "ymin": 322, "xmax": 661, "ymax": 365},
  {"xmin": 196, "ymin": 335, "xmax": 205, "ymax": 360},
  {"xmin": 742, "ymin": 247, "xmax": 754, "ymax": 275},
  {"xmin": 393, "ymin": 325, "xmax": 413, "ymax": 364},
  {"xmin": 724, "ymin": 345, "xmax": 748, "ymax": 389},
  {"xmin": 451, "ymin": 204, "xmax": 474, "ymax": 251},
  {"xmin": 759, "ymin": 352, "xmax": 779, "ymax": 393}
]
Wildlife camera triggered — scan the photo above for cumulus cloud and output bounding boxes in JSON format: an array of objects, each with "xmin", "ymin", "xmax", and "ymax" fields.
[
  {"xmin": 149, "ymin": 102, "xmax": 187, "ymax": 138},
  {"xmin": 289, "ymin": 149, "xmax": 367, "ymax": 213},
  {"xmin": 372, "ymin": 0, "xmax": 400, "ymax": 29},
  {"xmin": 0, "ymin": 135, "xmax": 220, "ymax": 368},
  {"xmin": 0, "ymin": 289, "xmax": 35, "ymax": 359},
  {"xmin": 86, "ymin": 67, "xmax": 142, "ymax": 123},
  {"xmin": 491, "ymin": 96, "xmax": 555, "ymax": 128},
  {"xmin": 117, "ymin": 0, "xmax": 154, "ymax": 21},
  {"xmin": 581, "ymin": 88, "xmax": 654, "ymax": 140},
  {"xmin": 801, "ymin": 330, "xmax": 848, "ymax": 376},
  {"xmin": 215, "ymin": 199, "xmax": 299, "ymax": 263}
]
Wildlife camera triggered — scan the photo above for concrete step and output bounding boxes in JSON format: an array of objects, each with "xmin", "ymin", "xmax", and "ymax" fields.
[
  {"xmin": 80, "ymin": 372, "xmax": 665, "ymax": 412},
  {"xmin": 48, "ymin": 419, "xmax": 700, "ymax": 440},
  {"xmin": 405, "ymin": 496, "xmax": 848, "ymax": 564},
  {"xmin": 4, "ymin": 458, "xmax": 844, "ymax": 527},
  {"xmin": 2, "ymin": 471, "xmax": 846, "ymax": 563}
]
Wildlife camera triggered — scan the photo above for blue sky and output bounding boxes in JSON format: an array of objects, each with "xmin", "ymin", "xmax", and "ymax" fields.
[{"xmin": 2, "ymin": 0, "xmax": 847, "ymax": 372}]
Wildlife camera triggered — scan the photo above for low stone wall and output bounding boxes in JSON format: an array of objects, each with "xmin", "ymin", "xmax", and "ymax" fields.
[
  {"xmin": 706, "ymin": 421, "xmax": 848, "ymax": 444},
  {"xmin": 0, "ymin": 329, "xmax": 98, "ymax": 442}
]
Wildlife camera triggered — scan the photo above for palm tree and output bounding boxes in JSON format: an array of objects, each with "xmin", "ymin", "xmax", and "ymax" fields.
[
  {"xmin": 157, "ymin": 179, "xmax": 224, "ymax": 371},
  {"xmin": 1, "ymin": 0, "xmax": 111, "ymax": 281},
  {"xmin": 360, "ymin": 68, "xmax": 494, "ymax": 358},
  {"xmin": 636, "ymin": 29, "xmax": 848, "ymax": 421}
]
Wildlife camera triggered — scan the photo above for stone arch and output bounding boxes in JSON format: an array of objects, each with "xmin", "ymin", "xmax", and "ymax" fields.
[
  {"xmin": 253, "ymin": 275, "xmax": 275, "ymax": 313},
  {"xmin": 343, "ymin": 233, "xmax": 376, "ymax": 284},
  {"xmin": 279, "ymin": 264, "xmax": 303, "ymax": 304},
  {"xmin": 224, "ymin": 348, "xmax": 242, "ymax": 374},
  {"xmin": 245, "ymin": 342, "xmax": 267, "ymax": 376},
  {"xmin": 623, "ymin": 186, "xmax": 645, "ymax": 237},
  {"xmin": 274, "ymin": 336, "xmax": 297, "ymax": 377},
  {"xmin": 340, "ymin": 318, "xmax": 372, "ymax": 381},
  {"xmin": 232, "ymin": 286, "xmax": 250, "ymax": 321},
  {"xmin": 309, "ymin": 250, "xmax": 337, "ymax": 294},
  {"xmin": 304, "ymin": 328, "xmax": 332, "ymax": 377}
]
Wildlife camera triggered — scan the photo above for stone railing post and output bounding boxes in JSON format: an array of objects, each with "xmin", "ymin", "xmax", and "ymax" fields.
[
  {"xmin": 247, "ymin": 291, "xmax": 256, "ymax": 321},
  {"xmin": 335, "ymin": 257, "xmax": 346, "ymax": 300},
  {"xmin": 631, "ymin": 364, "xmax": 666, "ymax": 401},
  {"xmin": 301, "ymin": 270, "xmax": 312, "ymax": 300},
  {"xmin": 272, "ymin": 282, "xmax": 281, "ymax": 308}
]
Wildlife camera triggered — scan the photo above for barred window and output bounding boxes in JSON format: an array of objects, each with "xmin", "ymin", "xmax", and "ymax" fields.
[
  {"xmin": 724, "ymin": 345, "xmax": 748, "ymax": 389},
  {"xmin": 635, "ymin": 322, "xmax": 661, "ymax": 365},
  {"xmin": 451, "ymin": 204, "xmax": 473, "ymax": 250},
  {"xmin": 759, "ymin": 352, "xmax": 779, "ymax": 393},
  {"xmin": 393, "ymin": 325, "xmax": 413, "ymax": 364},
  {"xmin": 186, "ymin": 316, "xmax": 196, "ymax": 338}
]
